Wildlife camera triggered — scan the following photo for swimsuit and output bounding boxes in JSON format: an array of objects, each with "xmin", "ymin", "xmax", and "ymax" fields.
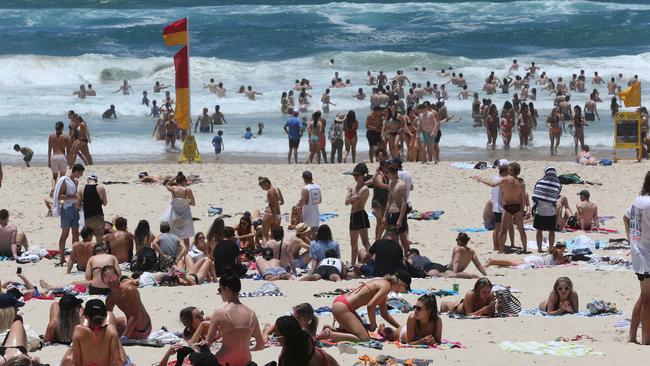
[
  {"xmin": 130, "ymin": 319, "xmax": 152, "ymax": 339},
  {"xmin": 88, "ymin": 284, "xmax": 110, "ymax": 296},
  {"xmin": 349, "ymin": 210, "xmax": 370, "ymax": 230},
  {"xmin": 503, "ymin": 203, "xmax": 521, "ymax": 215},
  {"xmin": 333, "ymin": 282, "xmax": 367, "ymax": 313}
]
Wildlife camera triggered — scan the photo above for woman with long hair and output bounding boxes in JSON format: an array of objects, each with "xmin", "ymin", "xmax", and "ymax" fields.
[
  {"xmin": 307, "ymin": 111, "xmax": 322, "ymax": 164},
  {"xmin": 380, "ymin": 294, "xmax": 443, "ymax": 345},
  {"xmin": 133, "ymin": 220, "xmax": 155, "ymax": 253},
  {"xmin": 539, "ymin": 277, "xmax": 579, "ymax": 315},
  {"xmin": 342, "ymin": 110, "xmax": 359, "ymax": 163},
  {"xmin": 161, "ymin": 171, "xmax": 196, "ymax": 249},
  {"xmin": 44, "ymin": 295, "xmax": 83, "ymax": 344},
  {"xmin": 440, "ymin": 277, "xmax": 496, "ymax": 317},
  {"xmin": 206, "ymin": 217, "xmax": 225, "ymax": 256},
  {"xmin": 275, "ymin": 316, "xmax": 338, "ymax": 366}
]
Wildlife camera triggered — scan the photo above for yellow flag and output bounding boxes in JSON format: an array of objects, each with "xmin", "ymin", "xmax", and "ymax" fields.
[{"xmin": 619, "ymin": 81, "xmax": 641, "ymax": 107}]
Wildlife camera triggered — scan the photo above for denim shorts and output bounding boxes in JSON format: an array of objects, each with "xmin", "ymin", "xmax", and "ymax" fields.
[{"xmin": 60, "ymin": 206, "xmax": 80, "ymax": 229}]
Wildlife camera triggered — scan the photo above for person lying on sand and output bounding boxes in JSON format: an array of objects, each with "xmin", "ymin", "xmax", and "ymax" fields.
[
  {"xmin": 538, "ymin": 277, "xmax": 579, "ymax": 315},
  {"xmin": 440, "ymin": 277, "xmax": 496, "ymax": 317},
  {"xmin": 485, "ymin": 242, "xmax": 570, "ymax": 269}
]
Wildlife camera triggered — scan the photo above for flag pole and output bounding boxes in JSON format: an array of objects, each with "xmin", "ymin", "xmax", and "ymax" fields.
[{"xmin": 186, "ymin": 17, "xmax": 192, "ymax": 138}]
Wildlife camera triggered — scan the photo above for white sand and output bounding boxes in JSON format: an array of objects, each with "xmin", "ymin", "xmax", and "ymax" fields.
[{"xmin": 0, "ymin": 160, "xmax": 646, "ymax": 365}]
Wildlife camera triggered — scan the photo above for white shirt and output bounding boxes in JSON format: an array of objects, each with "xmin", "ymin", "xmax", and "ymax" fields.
[
  {"xmin": 491, "ymin": 175, "xmax": 503, "ymax": 214},
  {"xmin": 625, "ymin": 196, "xmax": 650, "ymax": 274},
  {"xmin": 318, "ymin": 257, "xmax": 342, "ymax": 272},
  {"xmin": 302, "ymin": 183, "xmax": 321, "ymax": 228}
]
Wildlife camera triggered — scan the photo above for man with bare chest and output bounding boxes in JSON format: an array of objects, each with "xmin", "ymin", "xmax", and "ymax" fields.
[
  {"xmin": 103, "ymin": 266, "xmax": 152, "ymax": 340},
  {"xmin": 48, "ymin": 121, "xmax": 70, "ymax": 185}
]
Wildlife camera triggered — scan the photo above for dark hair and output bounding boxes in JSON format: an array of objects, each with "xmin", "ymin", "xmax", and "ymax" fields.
[
  {"xmin": 207, "ymin": 218, "xmax": 225, "ymax": 244},
  {"xmin": 55, "ymin": 121, "xmax": 64, "ymax": 131},
  {"xmin": 219, "ymin": 273, "xmax": 241, "ymax": 293},
  {"xmin": 345, "ymin": 110, "xmax": 356, "ymax": 130},
  {"xmin": 239, "ymin": 212, "xmax": 252, "ymax": 227},
  {"xmin": 13, "ymin": 144, "xmax": 19, "ymax": 150},
  {"xmin": 114, "ymin": 217, "xmax": 127, "ymax": 231},
  {"xmin": 93, "ymin": 243, "xmax": 109, "ymax": 255},
  {"xmin": 223, "ymin": 226, "xmax": 235, "ymax": 238},
  {"xmin": 315, "ymin": 225, "xmax": 332, "ymax": 242},
  {"xmin": 271, "ymin": 226, "xmax": 284, "ymax": 241},
  {"xmin": 456, "ymin": 232, "xmax": 470, "ymax": 244},
  {"xmin": 642, "ymin": 171, "xmax": 650, "ymax": 196},
  {"xmin": 324, "ymin": 248, "xmax": 337, "ymax": 258},
  {"xmin": 407, "ymin": 248, "xmax": 420, "ymax": 256},
  {"xmin": 80, "ymin": 226, "xmax": 94, "ymax": 240},
  {"xmin": 293, "ymin": 303, "xmax": 318, "ymax": 336},
  {"xmin": 276, "ymin": 316, "xmax": 312, "ymax": 366},
  {"xmin": 72, "ymin": 164, "xmax": 85, "ymax": 173},
  {"xmin": 180, "ymin": 306, "xmax": 198, "ymax": 338},
  {"xmin": 160, "ymin": 222, "xmax": 171, "ymax": 233},
  {"xmin": 0, "ymin": 209, "xmax": 8, "ymax": 220},
  {"xmin": 176, "ymin": 171, "xmax": 187, "ymax": 185},
  {"xmin": 134, "ymin": 220, "xmax": 151, "ymax": 246},
  {"xmin": 417, "ymin": 294, "xmax": 439, "ymax": 321}
]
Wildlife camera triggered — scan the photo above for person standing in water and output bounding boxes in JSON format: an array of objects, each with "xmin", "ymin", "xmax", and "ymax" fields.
[{"xmin": 114, "ymin": 80, "xmax": 133, "ymax": 95}]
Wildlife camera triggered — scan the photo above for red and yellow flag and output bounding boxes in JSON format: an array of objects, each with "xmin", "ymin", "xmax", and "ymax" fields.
[
  {"xmin": 173, "ymin": 46, "xmax": 190, "ymax": 130},
  {"xmin": 619, "ymin": 81, "xmax": 641, "ymax": 107},
  {"xmin": 162, "ymin": 18, "xmax": 188, "ymax": 46}
]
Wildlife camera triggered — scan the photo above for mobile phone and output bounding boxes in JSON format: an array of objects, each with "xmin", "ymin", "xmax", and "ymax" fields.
[{"xmin": 16, "ymin": 267, "xmax": 22, "ymax": 275}]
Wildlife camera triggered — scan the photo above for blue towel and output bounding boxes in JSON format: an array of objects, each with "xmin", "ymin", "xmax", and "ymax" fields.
[
  {"xmin": 207, "ymin": 206, "xmax": 223, "ymax": 217},
  {"xmin": 453, "ymin": 227, "xmax": 489, "ymax": 233},
  {"xmin": 320, "ymin": 212, "xmax": 339, "ymax": 222}
]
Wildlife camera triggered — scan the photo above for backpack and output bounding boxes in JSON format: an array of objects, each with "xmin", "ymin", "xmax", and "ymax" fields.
[
  {"xmin": 558, "ymin": 173, "xmax": 584, "ymax": 185},
  {"xmin": 130, "ymin": 247, "xmax": 159, "ymax": 272},
  {"xmin": 329, "ymin": 123, "xmax": 344, "ymax": 142}
]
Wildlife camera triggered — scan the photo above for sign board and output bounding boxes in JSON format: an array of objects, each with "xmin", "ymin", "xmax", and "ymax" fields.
[
  {"xmin": 179, "ymin": 134, "xmax": 202, "ymax": 163},
  {"xmin": 613, "ymin": 111, "xmax": 641, "ymax": 161}
]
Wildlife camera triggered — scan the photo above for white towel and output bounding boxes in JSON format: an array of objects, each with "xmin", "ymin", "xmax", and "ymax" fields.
[
  {"xmin": 160, "ymin": 198, "xmax": 194, "ymax": 239},
  {"xmin": 52, "ymin": 176, "xmax": 76, "ymax": 217}
]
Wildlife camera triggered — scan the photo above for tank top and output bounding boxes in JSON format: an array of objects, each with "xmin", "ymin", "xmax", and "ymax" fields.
[
  {"xmin": 302, "ymin": 183, "xmax": 321, "ymax": 228},
  {"xmin": 83, "ymin": 184, "xmax": 103, "ymax": 219}
]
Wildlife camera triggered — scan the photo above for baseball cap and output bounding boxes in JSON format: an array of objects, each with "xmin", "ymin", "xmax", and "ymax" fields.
[
  {"xmin": 59, "ymin": 294, "xmax": 83, "ymax": 311},
  {"xmin": 88, "ymin": 174, "xmax": 99, "ymax": 182},
  {"xmin": 395, "ymin": 269, "xmax": 412, "ymax": 292},
  {"xmin": 84, "ymin": 299, "xmax": 107, "ymax": 318},
  {"xmin": 577, "ymin": 189, "xmax": 590, "ymax": 199},
  {"xmin": 0, "ymin": 294, "xmax": 24, "ymax": 308}
]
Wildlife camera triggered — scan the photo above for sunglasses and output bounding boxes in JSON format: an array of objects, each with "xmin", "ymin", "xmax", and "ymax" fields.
[{"xmin": 557, "ymin": 286, "xmax": 570, "ymax": 291}]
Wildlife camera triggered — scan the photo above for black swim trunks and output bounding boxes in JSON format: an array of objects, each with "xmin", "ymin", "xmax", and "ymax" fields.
[
  {"xmin": 423, "ymin": 262, "xmax": 449, "ymax": 273},
  {"xmin": 315, "ymin": 265, "xmax": 341, "ymax": 279},
  {"xmin": 387, "ymin": 212, "xmax": 408, "ymax": 233},
  {"xmin": 349, "ymin": 210, "xmax": 370, "ymax": 230},
  {"xmin": 366, "ymin": 130, "xmax": 381, "ymax": 148},
  {"xmin": 289, "ymin": 139, "xmax": 300, "ymax": 149},
  {"xmin": 88, "ymin": 285, "xmax": 111, "ymax": 296},
  {"xmin": 637, "ymin": 272, "xmax": 650, "ymax": 281}
]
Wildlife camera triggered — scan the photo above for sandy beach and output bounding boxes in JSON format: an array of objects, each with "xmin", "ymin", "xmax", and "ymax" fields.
[{"xmin": 0, "ymin": 159, "xmax": 646, "ymax": 365}]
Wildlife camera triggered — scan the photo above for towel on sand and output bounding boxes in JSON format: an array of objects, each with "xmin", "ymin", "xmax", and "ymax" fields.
[
  {"xmin": 499, "ymin": 341, "xmax": 605, "ymax": 357},
  {"xmin": 408, "ymin": 210, "xmax": 444, "ymax": 220},
  {"xmin": 320, "ymin": 212, "xmax": 339, "ymax": 222},
  {"xmin": 390, "ymin": 339, "xmax": 464, "ymax": 350},
  {"xmin": 353, "ymin": 354, "xmax": 432, "ymax": 366},
  {"xmin": 240, "ymin": 282, "xmax": 284, "ymax": 297}
]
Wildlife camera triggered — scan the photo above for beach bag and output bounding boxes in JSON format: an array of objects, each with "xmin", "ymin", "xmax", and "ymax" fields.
[
  {"xmin": 474, "ymin": 161, "xmax": 488, "ymax": 170},
  {"xmin": 130, "ymin": 247, "xmax": 159, "ymax": 272},
  {"xmin": 558, "ymin": 173, "xmax": 584, "ymax": 185},
  {"xmin": 494, "ymin": 287, "xmax": 521, "ymax": 315}
]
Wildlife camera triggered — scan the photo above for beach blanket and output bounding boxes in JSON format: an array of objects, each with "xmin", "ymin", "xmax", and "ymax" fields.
[
  {"xmin": 563, "ymin": 227, "xmax": 618, "ymax": 234},
  {"xmin": 317, "ymin": 339, "xmax": 383, "ymax": 350},
  {"xmin": 450, "ymin": 162, "xmax": 476, "ymax": 170},
  {"xmin": 353, "ymin": 354, "xmax": 432, "ymax": 366},
  {"xmin": 408, "ymin": 210, "xmax": 444, "ymax": 221},
  {"xmin": 583, "ymin": 255, "xmax": 632, "ymax": 271},
  {"xmin": 314, "ymin": 306, "xmax": 333, "ymax": 316},
  {"xmin": 240, "ymin": 282, "xmax": 284, "ymax": 297},
  {"xmin": 160, "ymin": 198, "xmax": 195, "ymax": 239},
  {"xmin": 148, "ymin": 329, "xmax": 182, "ymax": 345},
  {"xmin": 121, "ymin": 338, "xmax": 164, "ymax": 347},
  {"xmin": 320, "ymin": 212, "xmax": 339, "ymax": 222},
  {"xmin": 390, "ymin": 339, "xmax": 464, "ymax": 350},
  {"xmin": 314, "ymin": 288, "xmax": 352, "ymax": 298},
  {"xmin": 499, "ymin": 341, "xmax": 605, "ymax": 357},
  {"xmin": 519, "ymin": 308, "xmax": 620, "ymax": 318},
  {"xmin": 452, "ymin": 227, "xmax": 489, "ymax": 233},
  {"xmin": 410, "ymin": 289, "xmax": 458, "ymax": 297}
]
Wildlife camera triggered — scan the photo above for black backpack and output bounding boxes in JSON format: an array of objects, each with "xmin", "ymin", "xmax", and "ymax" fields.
[{"xmin": 130, "ymin": 247, "xmax": 159, "ymax": 272}]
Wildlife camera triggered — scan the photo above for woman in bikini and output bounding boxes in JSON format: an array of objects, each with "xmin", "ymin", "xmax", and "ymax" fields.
[
  {"xmin": 307, "ymin": 111, "xmax": 322, "ymax": 164},
  {"xmin": 486, "ymin": 104, "xmax": 499, "ymax": 150},
  {"xmin": 485, "ymin": 243, "xmax": 570, "ymax": 269},
  {"xmin": 379, "ymin": 294, "xmax": 442, "ymax": 345},
  {"xmin": 257, "ymin": 177, "xmax": 284, "ymax": 244},
  {"xmin": 234, "ymin": 212, "xmax": 256, "ymax": 250},
  {"xmin": 403, "ymin": 106, "xmax": 419, "ymax": 162},
  {"xmin": 280, "ymin": 92, "xmax": 289, "ymax": 114},
  {"xmin": 343, "ymin": 110, "xmax": 358, "ymax": 164},
  {"xmin": 381, "ymin": 104, "xmax": 402, "ymax": 159},
  {"xmin": 518, "ymin": 103, "xmax": 530, "ymax": 148},
  {"xmin": 440, "ymin": 277, "xmax": 496, "ymax": 317},
  {"xmin": 569, "ymin": 105, "xmax": 588, "ymax": 156},
  {"xmin": 528, "ymin": 101, "xmax": 538, "ymax": 141},
  {"xmin": 539, "ymin": 277, "xmax": 579, "ymax": 315},
  {"xmin": 205, "ymin": 274, "xmax": 264, "ymax": 366},
  {"xmin": 319, "ymin": 271, "xmax": 411, "ymax": 342},
  {"xmin": 133, "ymin": 220, "xmax": 155, "ymax": 254},
  {"xmin": 0, "ymin": 313, "xmax": 41, "ymax": 365},
  {"xmin": 500, "ymin": 102, "xmax": 514, "ymax": 150},
  {"xmin": 546, "ymin": 106, "xmax": 563, "ymax": 156},
  {"xmin": 275, "ymin": 316, "xmax": 339, "ymax": 366}
]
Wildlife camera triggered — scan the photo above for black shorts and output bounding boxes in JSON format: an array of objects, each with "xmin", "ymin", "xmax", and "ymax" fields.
[
  {"xmin": 316, "ymin": 265, "xmax": 341, "ymax": 279},
  {"xmin": 533, "ymin": 214, "xmax": 557, "ymax": 231},
  {"xmin": 387, "ymin": 212, "xmax": 408, "ymax": 233},
  {"xmin": 423, "ymin": 262, "xmax": 449, "ymax": 273},
  {"xmin": 366, "ymin": 130, "xmax": 381, "ymax": 148},
  {"xmin": 289, "ymin": 139, "xmax": 300, "ymax": 149},
  {"xmin": 637, "ymin": 272, "xmax": 650, "ymax": 281},
  {"xmin": 88, "ymin": 285, "xmax": 111, "ymax": 296},
  {"xmin": 494, "ymin": 212, "xmax": 502, "ymax": 224},
  {"xmin": 434, "ymin": 129, "xmax": 442, "ymax": 144},
  {"xmin": 350, "ymin": 210, "xmax": 370, "ymax": 230}
]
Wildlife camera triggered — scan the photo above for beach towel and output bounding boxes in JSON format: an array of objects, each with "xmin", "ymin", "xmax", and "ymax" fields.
[
  {"xmin": 319, "ymin": 212, "xmax": 339, "ymax": 222},
  {"xmin": 532, "ymin": 167, "xmax": 561, "ymax": 208},
  {"xmin": 207, "ymin": 206, "xmax": 223, "ymax": 217},
  {"xmin": 160, "ymin": 198, "xmax": 195, "ymax": 239},
  {"xmin": 519, "ymin": 308, "xmax": 620, "ymax": 318},
  {"xmin": 52, "ymin": 175, "xmax": 77, "ymax": 217},
  {"xmin": 410, "ymin": 289, "xmax": 458, "ymax": 297},
  {"xmin": 563, "ymin": 227, "xmax": 618, "ymax": 234},
  {"xmin": 314, "ymin": 306, "xmax": 333, "ymax": 317},
  {"xmin": 240, "ymin": 282, "xmax": 284, "ymax": 297},
  {"xmin": 353, "ymin": 354, "xmax": 432, "ymax": 366},
  {"xmin": 499, "ymin": 341, "xmax": 605, "ymax": 357},
  {"xmin": 390, "ymin": 339, "xmax": 464, "ymax": 350},
  {"xmin": 314, "ymin": 288, "xmax": 352, "ymax": 298},
  {"xmin": 386, "ymin": 297, "xmax": 412, "ymax": 313},
  {"xmin": 317, "ymin": 339, "xmax": 383, "ymax": 350},
  {"xmin": 121, "ymin": 338, "xmax": 164, "ymax": 347},
  {"xmin": 452, "ymin": 227, "xmax": 488, "ymax": 233},
  {"xmin": 558, "ymin": 173, "xmax": 584, "ymax": 185},
  {"xmin": 408, "ymin": 210, "xmax": 444, "ymax": 221},
  {"xmin": 148, "ymin": 329, "xmax": 182, "ymax": 345},
  {"xmin": 450, "ymin": 162, "xmax": 476, "ymax": 169},
  {"xmin": 599, "ymin": 159, "xmax": 613, "ymax": 166}
]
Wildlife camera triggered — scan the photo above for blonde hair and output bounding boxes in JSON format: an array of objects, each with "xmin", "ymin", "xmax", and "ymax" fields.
[
  {"xmin": 0, "ymin": 307, "xmax": 16, "ymax": 333},
  {"xmin": 3, "ymin": 355, "xmax": 31, "ymax": 366},
  {"xmin": 383, "ymin": 274, "xmax": 398, "ymax": 284}
]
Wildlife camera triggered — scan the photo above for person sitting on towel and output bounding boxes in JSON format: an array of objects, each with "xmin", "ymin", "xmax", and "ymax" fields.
[{"xmin": 406, "ymin": 232, "xmax": 488, "ymax": 279}]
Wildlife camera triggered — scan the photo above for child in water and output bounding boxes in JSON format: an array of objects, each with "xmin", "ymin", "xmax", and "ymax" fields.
[{"xmin": 242, "ymin": 127, "xmax": 255, "ymax": 140}]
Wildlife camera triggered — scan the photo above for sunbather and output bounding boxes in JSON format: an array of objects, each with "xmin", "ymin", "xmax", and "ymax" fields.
[
  {"xmin": 440, "ymin": 277, "xmax": 496, "ymax": 317},
  {"xmin": 485, "ymin": 242, "xmax": 570, "ymax": 269},
  {"xmin": 379, "ymin": 294, "xmax": 443, "ymax": 345},
  {"xmin": 538, "ymin": 277, "xmax": 579, "ymax": 315}
]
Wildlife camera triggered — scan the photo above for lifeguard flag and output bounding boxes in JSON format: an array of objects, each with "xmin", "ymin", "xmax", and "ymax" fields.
[
  {"xmin": 174, "ymin": 46, "xmax": 190, "ymax": 130},
  {"xmin": 620, "ymin": 81, "xmax": 641, "ymax": 107},
  {"xmin": 162, "ymin": 18, "xmax": 188, "ymax": 46}
]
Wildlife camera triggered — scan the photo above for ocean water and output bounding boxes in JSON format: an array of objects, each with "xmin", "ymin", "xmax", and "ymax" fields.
[{"xmin": 1, "ymin": 0, "xmax": 650, "ymax": 163}]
